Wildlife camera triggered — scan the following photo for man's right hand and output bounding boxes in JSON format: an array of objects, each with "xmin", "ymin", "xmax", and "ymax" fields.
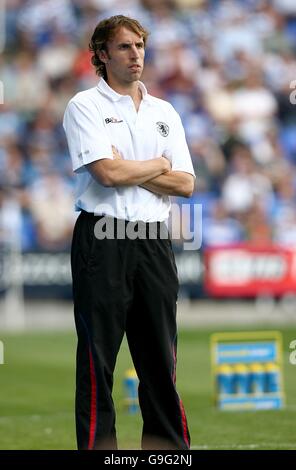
[
  {"xmin": 112, "ymin": 145, "xmax": 122, "ymax": 160},
  {"xmin": 159, "ymin": 156, "xmax": 171, "ymax": 173}
]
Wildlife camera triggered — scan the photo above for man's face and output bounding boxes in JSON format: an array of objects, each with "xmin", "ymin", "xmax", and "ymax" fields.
[{"xmin": 100, "ymin": 26, "xmax": 145, "ymax": 85}]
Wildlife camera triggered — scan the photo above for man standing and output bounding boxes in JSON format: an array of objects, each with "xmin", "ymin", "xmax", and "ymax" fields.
[{"xmin": 63, "ymin": 15, "xmax": 195, "ymax": 450}]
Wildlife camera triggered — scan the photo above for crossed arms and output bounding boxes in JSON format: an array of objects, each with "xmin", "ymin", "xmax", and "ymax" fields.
[{"xmin": 86, "ymin": 147, "xmax": 195, "ymax": 198}]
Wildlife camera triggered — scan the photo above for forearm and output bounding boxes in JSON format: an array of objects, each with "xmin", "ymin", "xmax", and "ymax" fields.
[
  {"xmin": 141, "ymin": 171, "xmax": 195, "ymax": 198},
  {"xmin": 87, "ymin": 157, "xmax": 170, "ymax": 187}
]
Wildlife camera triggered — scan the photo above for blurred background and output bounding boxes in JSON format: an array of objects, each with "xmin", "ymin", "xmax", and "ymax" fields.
[{"xmin": 1, "ymin": 0, "xmax": 296, "ymax": 450}]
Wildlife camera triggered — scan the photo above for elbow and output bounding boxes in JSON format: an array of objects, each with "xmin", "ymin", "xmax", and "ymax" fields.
[
  {"xmin": 87, "ymin": 161, "xmax": 119, "ymax": 187},
  {"xmin": 98, "ymin": 171, "xmax": 116, "ymax": 188},
  {"xmin": 182, "ymin": 190, "xmax": 193, "ymax": 198},
  {"xmin": 180, "ymin": 180, "xmax": 194, "ymax": 198},
  {"xmin": 101, "ymin": 176, "xmax": 114, "ymax": 188},
  {"xmin": 87, "ymin": 165, "xmax": 115, "ymax": 187}
]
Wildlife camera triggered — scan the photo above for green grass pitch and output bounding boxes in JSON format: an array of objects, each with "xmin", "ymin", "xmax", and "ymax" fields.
[{"xmin": 0, "ymin": 325, "xmax": 296, "ymax": 450}]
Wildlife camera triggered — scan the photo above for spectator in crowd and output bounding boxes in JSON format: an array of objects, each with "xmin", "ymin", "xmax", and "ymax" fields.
[
  {"xmin": 202, "ymin": 200, "xmax": 245, "ymax": 247},
  {"xmin": 29, "ymin": 172, "xmax": 75, "ymax": 251}
]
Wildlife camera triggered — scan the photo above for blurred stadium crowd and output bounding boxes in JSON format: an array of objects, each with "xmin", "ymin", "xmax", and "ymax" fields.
[{"xmin": 1, "ymin": 0, "xmax": 296, "ymax": 252}]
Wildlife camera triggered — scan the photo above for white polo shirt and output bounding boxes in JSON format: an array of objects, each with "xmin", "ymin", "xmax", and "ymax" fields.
[{"xmin": 63, "ymin": 78, "xmax": 195, "ymax": 222}]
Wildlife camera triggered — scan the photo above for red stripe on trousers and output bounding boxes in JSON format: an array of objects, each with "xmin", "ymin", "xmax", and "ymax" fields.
[
  {"xmin": 179, "ymin": 399, "xmax": 190, "ymax": 449},
  {"xmin": 88, "ymin": 347, "xmax": 97, "ymax": 450},
  {"xmin": 173, "ymin": 344, "xmax": 190, "ymax": 449}
]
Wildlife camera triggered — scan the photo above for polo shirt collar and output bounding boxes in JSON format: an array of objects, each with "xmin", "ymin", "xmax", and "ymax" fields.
[{"xmin": 97, "ymin": 77, "xmax": 150, "ymax": 103}]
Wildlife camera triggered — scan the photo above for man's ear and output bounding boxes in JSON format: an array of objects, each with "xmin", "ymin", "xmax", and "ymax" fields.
[{"xmin": 98, "ymin": 49, "xmax": 109, "ymax": 64}]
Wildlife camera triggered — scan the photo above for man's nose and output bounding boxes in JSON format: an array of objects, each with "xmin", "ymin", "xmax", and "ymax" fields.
[{"xmin": 130, "ymin": 45, "xmax": 140, "ymax": 59}]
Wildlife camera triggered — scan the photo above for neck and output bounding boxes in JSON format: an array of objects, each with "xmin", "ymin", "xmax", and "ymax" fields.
[{"xmin": 106, "ymin": 78, "xmax": 142, "ymax": 110}]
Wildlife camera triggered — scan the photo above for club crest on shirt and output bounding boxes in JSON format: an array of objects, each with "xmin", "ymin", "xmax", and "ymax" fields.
[
  {"xmin": 156, "ymin": 121, "xmax": 169, "ymax": 137},
  {"xmin": 105, "ymin": 117, "xmax": 124, "ymax": 124}
]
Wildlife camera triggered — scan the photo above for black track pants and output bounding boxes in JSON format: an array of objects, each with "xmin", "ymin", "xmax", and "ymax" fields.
[{"xmin": 71, "ymin": 211, "xmax": 190, "ymax": 450}]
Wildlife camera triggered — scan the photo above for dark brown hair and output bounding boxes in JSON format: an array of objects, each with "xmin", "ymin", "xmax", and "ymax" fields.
[{"xmin": 89, "ymin": 15, "xmax": 149, "ymax": 79}]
